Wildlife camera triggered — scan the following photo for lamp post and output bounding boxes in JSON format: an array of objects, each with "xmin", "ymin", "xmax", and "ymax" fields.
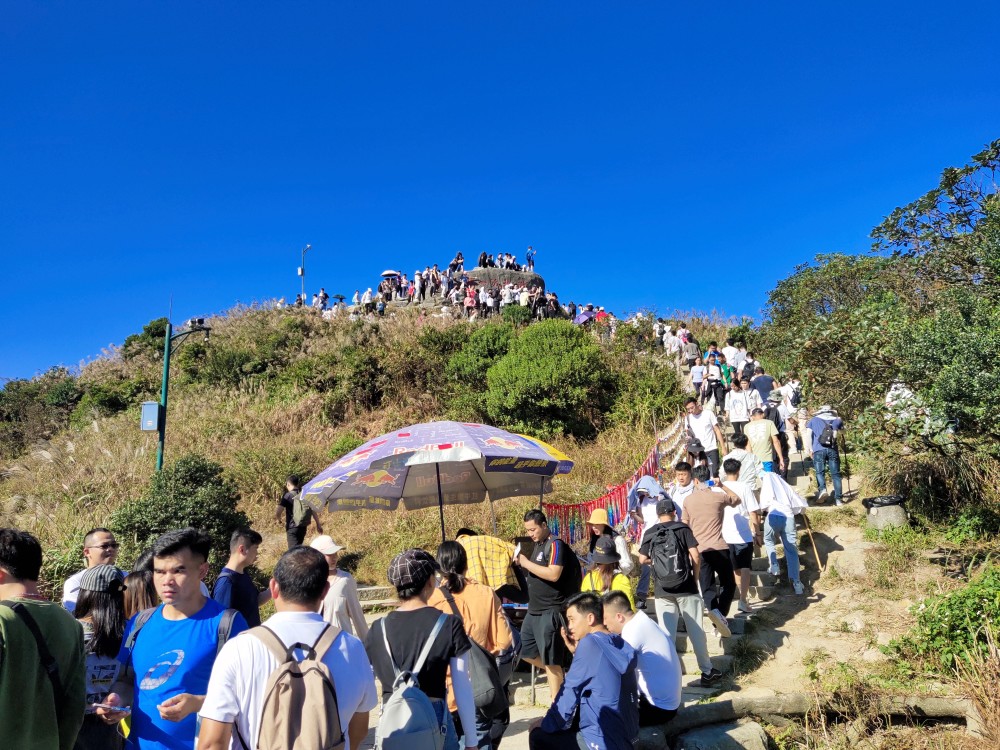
[
  {"xmin": 155, "ymin": 318, "xmax": 211, "ymax": 471},
  {"xmin": 299, "ymin": 244, "xmax": 311, "ymax": 301}
]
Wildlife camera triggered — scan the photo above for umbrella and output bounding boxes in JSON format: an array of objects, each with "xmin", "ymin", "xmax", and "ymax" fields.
[
  {"xmin": 380, "ymin": 269, "xmax": 401, "ymax": 277},
  {"xmin": 573, "ymin": 310, "xmax": 596, "ymax": 325},
  {"xmin": 332, "ymin": 294, "xmax": 346, "ymax": 302},
  {"xmin": 302, "ymin": 421, "xmax": 574, "ymax": 540}
]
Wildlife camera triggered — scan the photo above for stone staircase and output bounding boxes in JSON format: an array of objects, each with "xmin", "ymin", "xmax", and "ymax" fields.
[{"xmin": 357, "ymin": 584, "xmax": 399, "ymax": 613}]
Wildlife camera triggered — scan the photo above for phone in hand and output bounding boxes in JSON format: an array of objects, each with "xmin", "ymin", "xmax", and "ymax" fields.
[{"xmin": 93, "ymin": 703, "xmax": 131, "ymax": 713}]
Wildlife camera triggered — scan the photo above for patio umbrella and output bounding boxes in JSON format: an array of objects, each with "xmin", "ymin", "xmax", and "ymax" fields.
[{"xmin": 301, "ymin": 421, "xmax": 574, "ymax": 540}]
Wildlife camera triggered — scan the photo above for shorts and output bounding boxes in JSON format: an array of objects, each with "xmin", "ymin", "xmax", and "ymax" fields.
[
  {"xmin": 729, "ymin": 542, "xmax": 753, "ymax": 570},
  {"xmin": 520, "ymin": 608, "xmax": 570, "ymax": 668}
]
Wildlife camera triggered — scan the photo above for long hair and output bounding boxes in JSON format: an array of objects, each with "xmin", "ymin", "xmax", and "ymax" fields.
[
  {"xmin": 436, "ymin": 541, "xmax": 468, "ymax": 594},
  {"xmin": 588, "ymin": 525, "xmax": 617, "ymax": 554},
  {"xmin": 122, "ymin": 570, "xmax": 157, "ymax": 621},
  {"xmin": 75, "ymin": 587, "xmax": 125, "ymax": 658},
  {"xmin": 594, "ymin": 562, "xmax": 616, "ymax": 594}
]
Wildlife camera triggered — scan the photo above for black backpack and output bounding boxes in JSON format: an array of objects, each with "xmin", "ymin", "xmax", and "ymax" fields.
[
  {"xmin": 790, "ymin": 387, "xmax": 802, "ymax": 408},
  {"xmin": 741, "ymin": 361, "xmax": 756, "ymax": 382},
  {"xmin": 650, "ymin": 526, "xmax": 692, "ymax": 591},
  {"xmin": 818, "ymin": 422, "xmax": 837, "ymax": 448}
]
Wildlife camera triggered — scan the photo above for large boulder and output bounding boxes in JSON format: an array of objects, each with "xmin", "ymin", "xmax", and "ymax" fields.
[
  {"xmin": 866, "ymin": 504, "xmax": 909, "ymax": 531},
  {"xmin": 466, "ymin": 267, "xmax": 545, "ymax": 292},
  {"xmin": 674, "ymin": 720, "xmax": 769, "ymax": 750}
]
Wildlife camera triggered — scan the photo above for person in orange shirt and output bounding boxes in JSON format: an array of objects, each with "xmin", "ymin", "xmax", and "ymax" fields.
[{"xmin": 430, "ymin": 542, "xmax": 514, "ymax": 750}]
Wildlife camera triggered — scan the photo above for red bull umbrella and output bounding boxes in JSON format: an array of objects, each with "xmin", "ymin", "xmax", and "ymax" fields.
[{"xmin": 302, "ymin": 421, "xmax": 574, "ymax": 540}]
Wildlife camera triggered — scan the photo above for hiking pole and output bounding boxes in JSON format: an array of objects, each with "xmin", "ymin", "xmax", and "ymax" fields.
[
  {"xmin": 800, "ymin": 512, "xmax": 825, "ymax": 574},
  {"xmin": 840, "ymin": 434, "xmax": 852, "ymax": 497}
]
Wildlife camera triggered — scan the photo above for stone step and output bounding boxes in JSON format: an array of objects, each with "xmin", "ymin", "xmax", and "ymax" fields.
[
  {"xmin": 750, "ymin": 557, "xmax": 771, "ymax": 572},
  {"xmin": 674, "ymin": 632, "xmax": 726, "ymax": 656},
  {"xmin": 679, "ymin": 653, "xmax": 734, "ymax": 676},
  {"xmin": 749, "ymin": 570, "xmax": 778, "ymax": 586},
  {"xmin": 513, "ymin": 667, "xmax": 733, "ymax": 707},
  {"xmin": 357, "ymin": 585, "xmax": 395, "ymax": 602},
  {"xmin": 750, "ymin": 584, "xmax": 775, "ymax": 601},
  {"xmin": 360, "ymin": 597, "xmax": 400, "ymax": 612}
]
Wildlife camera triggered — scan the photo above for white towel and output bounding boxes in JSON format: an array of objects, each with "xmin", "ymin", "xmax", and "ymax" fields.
[{"xmin": 759, "ymin": 471, "xmax": 808, "ymax": 516}]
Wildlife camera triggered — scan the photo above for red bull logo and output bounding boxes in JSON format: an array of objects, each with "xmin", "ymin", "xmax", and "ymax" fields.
[
  {"xmin": 352, "ymin": 470, "xmax": 400, "ymax": 488},
  {"xmin": 484, "ymin": 436, "xmax": 524, "ymax": 450}
]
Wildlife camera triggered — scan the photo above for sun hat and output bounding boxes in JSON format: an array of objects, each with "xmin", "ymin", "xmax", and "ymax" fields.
[
  {"xmin": 586, "ymin": 508, "xmax": 611, "ymax": 528},
  {"xmin": 591, "ymin": 537, "xmax": 621, "ymax": 565},
  {"xmin": 79, "ymin": 564, "xmax": 124, "ymax": 594},
  {"xmin": 387, "ymin": 549, "xmax": 439, "ymax": 589},
  {"xmin": 768, "ymin": 391, "xmax": 784, "ymax": 403},
  {"xmin": 309, "ymin": 535, "xmax": 345, "ymax": 556}
]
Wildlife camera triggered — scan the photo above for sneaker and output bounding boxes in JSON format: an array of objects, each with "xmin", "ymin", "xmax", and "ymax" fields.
[
  {"xmin": 792, "ymin": 581, "xmax": 805, "ymax": 595},
  {"xmin": 700, "ymin": 668, "xmax": 724, "ymax": 687},
  {"xmin": 768, "ymin": 565, "xmax": 780, "ymax": 577},
  {"xmin": 835, "ymin": 499, "xmax": 845, "ymax": 506},
  {"xmin": 816, "ymin": 488, "xmax": 828, "ymax": 503},
  {"xmin": 636, "ymin": 598, "xmax": 646, "ymax": 611},
  {"xmin": 706, "ymin": 608, "xmax": 732, "ymax": 637},
  {"xmin": 738, "ymin": 601, "xmax": 753, "ymax": 614}
]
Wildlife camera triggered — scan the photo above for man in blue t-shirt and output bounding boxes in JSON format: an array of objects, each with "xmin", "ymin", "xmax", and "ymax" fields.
[
  {"xmin": 808, "ymin": 405, "xmax": 845, "ymax": 505},
  {"xmin": 99, "ymin": 528, "xmax": 248, "ymax": 750},
  {"xmin": 212, "ymin": 527, "xmax": 270, "ymax": 627}
]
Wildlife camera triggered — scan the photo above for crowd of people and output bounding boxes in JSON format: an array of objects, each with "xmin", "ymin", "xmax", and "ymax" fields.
[{"xmin": 0, "ymin": 335, "xmax": 849, "ymax": 750}]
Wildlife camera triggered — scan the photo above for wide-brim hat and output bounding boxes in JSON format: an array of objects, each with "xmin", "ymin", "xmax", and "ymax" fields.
[
  {"xmin": 309, "ymin": 535, "xmax": 345, "ymax": 556},
  {"xmin": 591, "ymin": 538, "xmax": 620, "ymax": 565},
  {"xmin": 587, "ymin": 508, "xmax": 611, "ymax": 528},
  {"xmin": 768, "ymin": 391, "xmax": 784, "ymax": 403}
]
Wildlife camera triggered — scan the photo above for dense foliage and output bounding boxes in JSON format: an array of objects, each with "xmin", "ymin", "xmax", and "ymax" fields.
[
  {"xmin": 109, "ymin": 454, "xmax": 251, "ymax": 563},
  {"xmin": 752, "ymin": 140, "xmax": 1000, "ymax": 518}
]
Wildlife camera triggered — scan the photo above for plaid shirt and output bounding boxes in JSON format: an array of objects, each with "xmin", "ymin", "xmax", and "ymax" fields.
[{"xmin": 457, "ymin": 534, "xmax": 516, "ymax": 589}]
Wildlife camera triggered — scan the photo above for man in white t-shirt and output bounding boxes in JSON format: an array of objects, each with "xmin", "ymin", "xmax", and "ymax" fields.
[
  {"xmin": 603, "ymin": 591, "xmax": 681, "ymax": 727},
  {"xmin": 199, "ymin": 546, "xmax": 378, "ymax": 750},
  {"xmin": 684, "ymin": 397, "xmax": 726, "ymax": 478},
  {"xmin": 62, "ymin": 527, "xmax": 121, "ymax": 613},
  {"xmin": 721, "ymin": 458, "xmax": 762, "ymax": 613},
  {"xmin": 721, "ymin": 339, "xmax": 739, "ymax": 367}
]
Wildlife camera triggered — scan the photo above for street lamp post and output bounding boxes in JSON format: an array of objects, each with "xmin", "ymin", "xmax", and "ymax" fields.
[
  {"xmin": 299, "ymin": 243, "xmax": 311, "ymax": 301},
  {"xmin": 155, "ymin": 318, "xmax": 211, "ymax": 471}
]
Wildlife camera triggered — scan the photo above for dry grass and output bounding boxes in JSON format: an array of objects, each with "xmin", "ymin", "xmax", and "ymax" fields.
[{"xmin": 953, "ymin": 624, "xmax": 1000, "ymax": 746}]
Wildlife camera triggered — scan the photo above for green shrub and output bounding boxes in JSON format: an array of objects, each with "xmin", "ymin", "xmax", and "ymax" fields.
[
  {"xmin": 891, "ymin": 565, "xmax": 1000, "ymax": 670},
  {"xmin": 109, "ymin": 454, "xmax": 250, "ymax": 563},
  {"xmin": 328, "ymin": 432, "xmax": 365, "ymax": 460},
  {"xmin": 945, "ymin": 506, "xmax": 1000, "ymax": 545},
  {"xmin": 447, "ymin": 322, "xmax": 516, "ymax": 387},
  {"xmin": 122, "ymin": 317, "xmax": 169, "ymax": 360},
  {"xmin": 485, "ymin": 320, "xmax": 614, "ymax": 438},
  {"xmin": 501, "ymin": 305, "xmax": 532, "ymax": 327},
  {"xmin": 609, "ymin": 358, "xmax": 684, "ymax": 428}
]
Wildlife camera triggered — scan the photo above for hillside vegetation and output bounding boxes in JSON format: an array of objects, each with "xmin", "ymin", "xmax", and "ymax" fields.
[{"xmin": 1, "ymin": 306, "xmax": 728, "ymax": 588}]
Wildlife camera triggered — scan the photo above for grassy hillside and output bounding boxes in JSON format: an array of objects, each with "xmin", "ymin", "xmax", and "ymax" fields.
[{"xmin": 1, "ymin": 304, "xmax": 732, "ymax": 590}]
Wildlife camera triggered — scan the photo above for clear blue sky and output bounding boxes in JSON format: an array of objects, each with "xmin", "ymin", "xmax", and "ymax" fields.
[{"xmin": 2, "ymin": 2, "xmax": 998, "ymax": 381}]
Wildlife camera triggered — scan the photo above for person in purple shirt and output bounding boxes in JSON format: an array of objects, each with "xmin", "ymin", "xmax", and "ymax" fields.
[
  {"xmin": 528, "ymin": 593, "xmax": 638, "ymax": 750},
  {"xmin": 808, "ymin": 406, "xmax": 846, "ymax": 505}
]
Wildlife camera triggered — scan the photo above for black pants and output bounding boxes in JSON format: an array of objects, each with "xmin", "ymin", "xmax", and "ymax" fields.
[
  {"xmin": 699, "ymin": 547, "xmax": 737, "ymax": 617},
  {"xmin": 286, "ymin": 526, "xmax": 307, "ymax": 550},
  {"xmin": 638, "ymin": 694, "xmax": 677, "ymax": 727},
  {"xmin": 732, "ymin": 421, "xmax": 747, "ymax": 436}
]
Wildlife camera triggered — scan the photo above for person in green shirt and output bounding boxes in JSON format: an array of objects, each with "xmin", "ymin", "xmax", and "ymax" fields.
[{"xmin": 0, "ymin": 528, "xmax": 86, "ymax": 750}]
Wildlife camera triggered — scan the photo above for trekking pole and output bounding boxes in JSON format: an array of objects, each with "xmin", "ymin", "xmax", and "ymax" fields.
[
  {"xmin": 800, "ymin": 512, "xmax": 825, "ymax": 574},
  {"xmin": 840, "ymin": 434, "xmax": 852, "ymax": 496}
]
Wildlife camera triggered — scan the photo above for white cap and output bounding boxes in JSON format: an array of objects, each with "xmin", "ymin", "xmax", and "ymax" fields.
[{"xmin": 309, "ymin": 535, "xmax": 344, "ymax": 555}]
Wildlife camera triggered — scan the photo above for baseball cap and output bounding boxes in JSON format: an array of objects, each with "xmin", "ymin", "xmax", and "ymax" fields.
[
  {"xmin": 309, "ymin": 535, "xmax": 345, "ymax": 555},
  {"xmin": 80, "ymin": 564, "xmax": 124, "ymax": 594},
  {"xmin": 656, "ymin": 498, "xmax": 677, "ymax": 517},
  {"xmin": 387, "ymin": 549, "xmax": 439, "ymax": 589},
  {"xmin": 751, "ymin": 407, "xmax": 765, "ymax": 415}
]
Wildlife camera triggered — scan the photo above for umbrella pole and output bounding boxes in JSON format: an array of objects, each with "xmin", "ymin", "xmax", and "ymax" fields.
[
  {"xmin": 538, "ymin": 475, "xmax": 544, "ymax": 512},
  {"xmin": 436, "ymin": 464, "xmax": 447, "ymax": 543},
  {"xmin": 489, "ymin": 493, "xmax": 498, "ymax": 535}
]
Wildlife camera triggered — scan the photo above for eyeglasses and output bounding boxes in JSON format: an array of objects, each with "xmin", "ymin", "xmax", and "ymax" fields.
[{"xmin": 87, "ymin": 542, "xmax": 120, "ymax": 551}]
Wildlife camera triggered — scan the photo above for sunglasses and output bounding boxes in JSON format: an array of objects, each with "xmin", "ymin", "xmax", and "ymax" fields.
[{"xmin": 87, "ymin": 542, "xmax": 120, "ymax": 551}]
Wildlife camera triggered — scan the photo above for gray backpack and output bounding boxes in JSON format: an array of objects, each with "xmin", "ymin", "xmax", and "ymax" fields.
[{"xmin": 375, "ymin": 614, "xmax": 448, "ymax": 750}]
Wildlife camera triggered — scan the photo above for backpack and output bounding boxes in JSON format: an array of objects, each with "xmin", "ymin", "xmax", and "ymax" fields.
[
  {"xmin": 741, "ymin": 361, "xmax": 756, "ymax": 382},
  {"xmin": 790, "ymin": 386, "xmax": 802, "ymax": 408},
  {"xmin": 550, "ymin": 539, "xmax": 583, "ymax": 597},
  {"xmin": 375, "ymin": 614, "xmax": 448, "ymax": 750},
  {"xmin": 649, "ymin": 525, "xmax": 692, "ymax": 591},
  {"xmin": 124, "ymin": 605, "xmax": 239, "ymax": 665},
  {"xmin": 291, "ymin": 491, "xmax": 311, "ymax": 527},
  {"xmin": 237, "ymin": 625, "xmax": 344, "ymax": 750},
  {"xmin": 818, "ymin": 422, "xmax": 837, "ymax": 448},
  {"xmin": 440, "ymin": 589, "xmax": 507, "ymax": 718}
]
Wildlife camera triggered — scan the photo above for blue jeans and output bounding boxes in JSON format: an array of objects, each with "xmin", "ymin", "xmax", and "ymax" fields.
[
  {"xmin": 434, "ymin": 700, "xmax": 460, "ymax": 750},
  {"xmin": 637, "ymin": 562, "xmax": 651, "ymax": 599},
  {"xmin": 764, "ymin": 511, "xmax": 800, "ymax": 584},
  {"xmin": 813, "ymin": 448, "xmax": 842, "ymax": 501}
]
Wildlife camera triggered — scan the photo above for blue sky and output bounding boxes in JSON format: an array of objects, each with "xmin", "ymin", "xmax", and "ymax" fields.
[{"xmin": 2, "ymin": 2, "xmax": 998, "ymax": 381}]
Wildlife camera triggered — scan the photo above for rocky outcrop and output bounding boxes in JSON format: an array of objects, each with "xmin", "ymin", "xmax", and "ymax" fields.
[{"xmin": 466, "ymin": 267, "xmax": 545, "ymax": 292}]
